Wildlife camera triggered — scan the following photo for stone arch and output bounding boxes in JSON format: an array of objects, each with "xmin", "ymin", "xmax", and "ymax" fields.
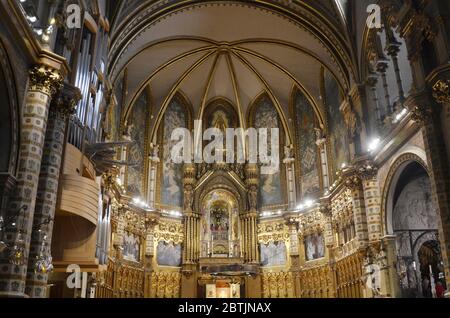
[
  {"xmin": 194, "ymin": 171, "xmax": 247, "ymax": 214},
  {"xmin": 0, "ymin": 37, "xmax": 19, "ymax": 175},
  {"xmin": 380, "ymin": 152, "xmax": 430, "ymax": 236}
]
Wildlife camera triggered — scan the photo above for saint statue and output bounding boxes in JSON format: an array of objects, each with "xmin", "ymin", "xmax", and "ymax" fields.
[
  {"xmin": 248, "ymin": 185, "xmax": 258, "ymax": 211},
  {"xmin": 184, "ymin": 184, "xmax": 194, "ymax": 212}
]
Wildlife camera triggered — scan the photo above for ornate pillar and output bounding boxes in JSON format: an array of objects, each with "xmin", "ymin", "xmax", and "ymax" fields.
[
  {"xmin": 315, "ymin": 129, "xmax": 330, "ymax": 191},
  {"xmin": 144, "ymin": 213, "xmax": 159, "ymax": 298},
  {"xmin": 377, "ymin": 62, "xmax": 393, "ymax": 115},
  {"xmin": 357, "ymin": 161, "xmax": 382, "ymax": 242},
  {"xmin": 283, "ymin": 145, "xmax": 296, "ymax": 210},
  {"xmin": 344, "ymin": 173, "xmax": 369, "ymax": 249},
  {"xmin": 366, "ymin": 74, "xmax": 383, "ymax": 129},
  {"xmin": 244, "ymin": 163, "xmax": 259, "ymax": 264},
  {"xmin": 385, "ymin": 33, "xmax": 406, "ymax": 108},
  {"xmin": 146, "ymin": 144, "xmax": 159, "ymax": 209},
  {"xmin": 285, "ymin": 217, "xmax": 300, "ymax": 297},
  {"xmin": 180, "ymin": 163, "xmax": 198, "ymax": 298},
  {"xmin": 0, "ymin": 65, "xmax": 63, "ymax": 297},
  {"xmin": 25, "ymin": 84, "xmax": 81, "ymax": 297}
]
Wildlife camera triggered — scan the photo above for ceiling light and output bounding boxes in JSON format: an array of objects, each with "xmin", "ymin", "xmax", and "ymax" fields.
[
  {"xmin": 368, "ymin": 138, "xmax": 380, "ymax": 153},
  {"xmin": 27, "ymin": 15, "xmax": 37, "ymax": 23}
]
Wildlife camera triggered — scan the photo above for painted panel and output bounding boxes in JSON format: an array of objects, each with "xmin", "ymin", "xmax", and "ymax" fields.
[
  {"xmin": 304, "ymin": 233, "xmax": 325, "ymax": 261},
  {"xmin": 324, "ymin": 70, "xmax": 349, "ymax": 175},
  {"xmin": 253, "ymin": 96, "xmax": 283, "ymax": 207},
  {"xmin": 393, "ymin": 175, "xmax": 438, "ymax": 231},
  {"xmin": 294, "ymin": 89, "xmax": 320, "ymax": 197},
  {"xmin": 113, "ymin": 73, "xmax": 124, "ymax": 141},
  {"xmin": 161, "ymin": 97, "xmax": 187, "ymax": 207},
  {"xmin": 156, "ymin": 241, "xmax": 182, "ymax": 267},
  {"xmin": 260, "ymin": 241, "xmax": 287, "ymax": 267},
  {"xmin": 126, "ymin": 91, "xmax": 148, "ymax": 196},
  {"xmin": 123, "ymin": 232, "xmax": 141, "ymax": 262}
]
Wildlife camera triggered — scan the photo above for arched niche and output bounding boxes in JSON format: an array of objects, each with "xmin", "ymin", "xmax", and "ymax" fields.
[
  {"xmin": 248, "ymin": 92, "xmax": 286, "ymax": 209},
  {"xmin": 157, "ymin": 92, "xmax": 193, "ymax": 210},
  {"xmin": 383, "ymin": 155, "xmax": 445, "ymax": 297},
  {"xmin": 199, "ymin": 189, "xmax": 240, "ymax": 258},
  {"xmin": 382, "ymin": 153, "xmax": 431, "ymax": 236},
  {"xmin": 203, "ymin": 98, "xmax": 239, "ymax": 130}
]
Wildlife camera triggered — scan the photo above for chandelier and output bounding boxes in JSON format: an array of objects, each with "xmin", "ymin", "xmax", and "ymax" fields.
[
  {"xmin": 9, "ymin": 231, "xmax": 26, "ymax": 266},
  {"xmin": 34, "ymin": 234, "xmax": 54, "ymax": 274}
]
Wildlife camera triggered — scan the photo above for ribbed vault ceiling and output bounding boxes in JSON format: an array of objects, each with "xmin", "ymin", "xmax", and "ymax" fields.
[{"xmin": 111, "ymin": 3, "xmax": 352, "ymax": 143}]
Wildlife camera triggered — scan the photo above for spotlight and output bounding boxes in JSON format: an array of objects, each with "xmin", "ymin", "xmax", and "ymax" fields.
[{"xmin": 368, "ymin": 138, "xmax": 380, "ymax": 153}]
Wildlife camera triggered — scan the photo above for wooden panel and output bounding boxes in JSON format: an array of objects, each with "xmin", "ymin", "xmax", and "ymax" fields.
[
  {"xmin": 51, "ymin": 215, "xmax": 99, "ymax": 268},
  {"xmin": 63, "ymin": 143, "xmax": 96, "ymax": 179},
  {"xmin": 59, "ymin": 174, "xmax": 99, "ymax": 225}
]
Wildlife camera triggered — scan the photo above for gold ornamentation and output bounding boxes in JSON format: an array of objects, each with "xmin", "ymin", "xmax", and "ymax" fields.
[
  {"xmin": 50, "ymin": 83, "xmax": 82, "ymax": 117},
  {"xmin": 432, "ymin": 80, "xmax": 450, "ymax": 104},
  {"xmin": 29, "ymin": 65, "xmax": 63, "ymax": 96}
]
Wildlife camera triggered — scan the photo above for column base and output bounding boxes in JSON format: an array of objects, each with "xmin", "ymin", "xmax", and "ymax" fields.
[{"xmin": 0, "ymin": 291, "xmax": 29, "ymax": 298}]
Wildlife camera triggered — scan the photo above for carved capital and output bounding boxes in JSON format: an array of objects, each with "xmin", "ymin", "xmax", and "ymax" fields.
[
  {"xmin": 50, "ymin": 83, "xmax": 81, "ymax": 118},
  {"xmin": 344, "ymin": 175, "xmax": 362, "ymax": 191},
  {"xmin": 357, "ymin": 162, "xmax": 378, "ymax": 181},
  {"xmin": 404, "ymin": 92, "xmax": 434, "ymax": 125},
  {"xmin": 29, "ymin": 65, "xmax": 63, "ymax": 96},
  {"xmin": 432, "ymin": 80, "xmax": 450, "ymax": 105}
]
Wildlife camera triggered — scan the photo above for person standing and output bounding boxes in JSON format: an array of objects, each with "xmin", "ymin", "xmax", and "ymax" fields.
[
  {"xmin": 422, "ymin": 276, "xmax": 432, "ymax": 298},
  {"xmin": 435, "ymin": 281, "xmax": 446, "ymax": 298}
]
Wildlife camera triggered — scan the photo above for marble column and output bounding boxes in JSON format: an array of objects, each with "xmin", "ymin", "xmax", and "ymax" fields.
[
  {"xmin": 25, "ymin": 84, "xmax": 81, "ymax": 297},
  {"xmin": 0, "ymin": 65, "xmax": 63, "ymax": 297}
]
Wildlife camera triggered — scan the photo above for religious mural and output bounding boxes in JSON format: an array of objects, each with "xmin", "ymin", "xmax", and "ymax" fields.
[
  {"xmin": 156, "ymin": 241, "xmax": 182, "ymax": 267},
  {"xmin": 161, "ymin": 96, "xmax": 187, "ymax": 208},
  {"xmin": 260, "ymin": 241, "xmax": 287, "ymax": 267},
  {"xmin": 293, "ymin": 89, "xmax": 320, "ymax": 198},
  {"xmin": 112, "ymin": 73, "xmax": 124, "ymax": 141},
  {"xmin": 393, "ymin": 175, "xmax": 438, "ymax": 231},
  {"xmin": 123, "ymin": 232, "xmax": 141, "ymax": 262},
  {"xmin": 304, "ymin": 233, "xmax": 325, "ymax": 261},
  {"xmin": 323, "ymin": 70, "xmax": 349, "ymax": 176},
  {"xmin": 253, "ymin": 95, "xmax": 283, "ymax": 207},
  {"xmin": 126, "ymin": 91, "xmax": 148, "ymax": 196}
]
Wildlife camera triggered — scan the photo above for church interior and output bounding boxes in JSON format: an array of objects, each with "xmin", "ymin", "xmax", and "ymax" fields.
[{"xmin": 0, "ymin": 0, "xmax": 450, "ymax": 299}]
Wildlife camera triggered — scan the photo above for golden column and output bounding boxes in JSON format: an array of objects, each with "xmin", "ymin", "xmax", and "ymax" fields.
[
  {"xmin": 244, "ymin": 163, "xmax": 259, "ymax": 264},
  {"xmin": 0, "ymin": 64, "xmax": 64, "ymax": 297},
  {"xmin": 143, "ymin": 212, "xmax": 160, "ymax": 298},
  {"xmin": 181, "ymin": 163, "xmax": 198, "ymax": 298}
]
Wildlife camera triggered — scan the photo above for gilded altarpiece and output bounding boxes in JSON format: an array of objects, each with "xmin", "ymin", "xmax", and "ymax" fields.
[{"xmin": 258, "ymin": 221, "xmax": 294, "ymax": 298}]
